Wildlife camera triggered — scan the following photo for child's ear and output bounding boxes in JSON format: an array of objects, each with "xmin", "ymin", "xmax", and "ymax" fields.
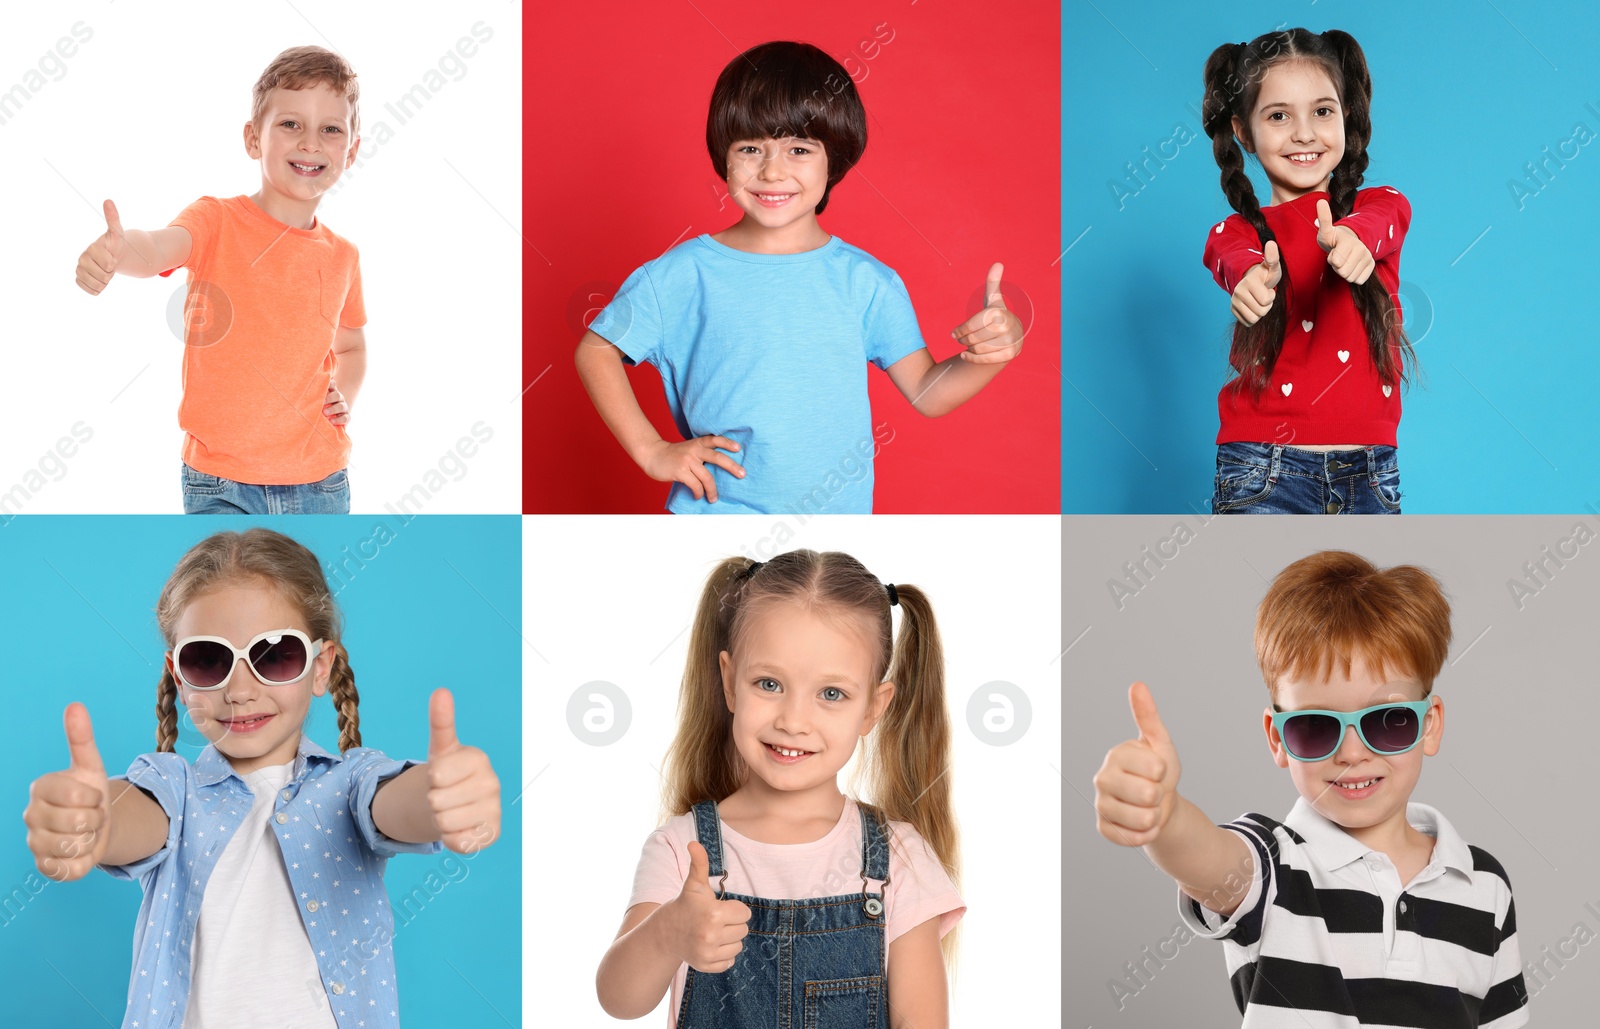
[
  {"xmin": 243, "ymin": 119, "xmax": 262, "ymax": 159},
  {"xmin": 1421, "ymin": 696, "xmax": 1444, "ymax": 756},
  {"xmin": 860, "ymin": 681, "xmax": 897, "ymax": 736},
  {"xmin": 719, "ymin": 651, "xmax": 736, "ymax": 713},
  {"xmin": 1262, "ymin": 707, "xmax": 1290, "ymax": 769},
  {"xmin": 343, "ymin": 135, "xmax": 361, "ymax": 168},
  {"xmin": 1231, "ymin": 116, "xmax": 1253, "ymax": 153},
  {"xmin": 311, "ymin": 642, "xmax": 336, "ymax": 698}
]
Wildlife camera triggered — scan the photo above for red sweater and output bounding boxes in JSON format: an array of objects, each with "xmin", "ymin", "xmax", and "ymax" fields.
[{"xmin": 1204, "ymin": 187, "xmax": 1411, "ymax": 446}]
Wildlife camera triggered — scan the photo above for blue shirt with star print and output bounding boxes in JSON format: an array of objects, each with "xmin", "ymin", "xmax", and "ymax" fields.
[{"xmin": 102, "ymin": 737, "xmax": 439, "ymax": 1029}]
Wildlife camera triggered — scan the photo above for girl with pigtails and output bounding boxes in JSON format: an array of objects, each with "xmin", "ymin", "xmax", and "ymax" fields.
[
  {"xmin": 1202, "ymin": 28, "xmax": 1416, "ymax": 515},
  {"xmin": 22, "ymin": 528, "xmax": 502, "ymax": 1029},
  {"xmin": 597, "ymin": 550, "xmax": 965, "ymax": 1028}
]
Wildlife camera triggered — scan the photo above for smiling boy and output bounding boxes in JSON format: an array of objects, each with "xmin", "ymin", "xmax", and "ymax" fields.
[
  {"xmin": 1094, "ymin": 551, "xmax": 1529, "ymax": 1027},
  {"xmin": 74, "ymin": 46, "xmax": 367, "ymax": 514}
]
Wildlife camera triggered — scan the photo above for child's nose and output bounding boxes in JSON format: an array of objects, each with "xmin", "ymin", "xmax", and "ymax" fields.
[
  {"xmin": 1334, "ymin": 724, "xmax": 1369, "ymax": 761},
  {"xmin": 223, "ymin": 657, "xmax": 264, "ymax": 697}
]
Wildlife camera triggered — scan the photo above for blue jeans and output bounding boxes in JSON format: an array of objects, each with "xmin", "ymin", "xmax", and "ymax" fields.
[
  {"xmin": 1211, "ymin": 442, "xmax": 1400, "ymax": 515},
  {"xmin": 181, "ymin": 463, "xmax": 351, "ymax": 514},
  {"xmin": 677, "ymin": 800, "xmax": 890, "ymax": 1028}
]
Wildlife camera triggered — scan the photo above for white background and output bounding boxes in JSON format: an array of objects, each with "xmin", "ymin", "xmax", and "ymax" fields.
[
  {"xmin": 0, "ymin": 0, "xmax": 522, "ymax": 513},
  {"xmin": 524, "ymin": 515, "xmax": 1063, "ymax": 1025}
]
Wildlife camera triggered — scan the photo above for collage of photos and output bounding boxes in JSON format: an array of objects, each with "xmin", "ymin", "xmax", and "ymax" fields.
[{"xmin": 1, "ymin": 0, "xmax": 1596, "ymax": 1026}]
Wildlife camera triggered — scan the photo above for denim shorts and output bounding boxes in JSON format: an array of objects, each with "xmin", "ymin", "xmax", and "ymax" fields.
[
  {"xmin": 181, "ymin": 464, "xmax": 351, "ymax": 515},
  {"xmin": 1211, "ymin": 442, "xmax": 1400, "ymax": 515}
]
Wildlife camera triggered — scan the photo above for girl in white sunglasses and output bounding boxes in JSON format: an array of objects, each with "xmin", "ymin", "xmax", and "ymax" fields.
[{"xmin": 22, "ymin": 528, "xmax": 502, "ymax": 1029}]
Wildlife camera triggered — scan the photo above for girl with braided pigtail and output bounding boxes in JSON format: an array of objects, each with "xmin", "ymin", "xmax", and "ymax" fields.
[
  {"xmin": 599, "ymin": 549, "xmax": 964, "ymax": 1029},
  {"xmin": 1201, "ymin": 28, "xmax": 1416, "ymax": 515},
  {"xmin": 23, "ymin": 528, "xmax": 502, "ymax": 1028}
]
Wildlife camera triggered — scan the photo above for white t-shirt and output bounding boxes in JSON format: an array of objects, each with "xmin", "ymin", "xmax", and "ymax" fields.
[
  {"xmin": 183, "ymin": 762, "xmax": 337, "ymax": 1029},
  {"xmin": 627, "ymin": 798, "xmax": 965, "ymax": 1024}
]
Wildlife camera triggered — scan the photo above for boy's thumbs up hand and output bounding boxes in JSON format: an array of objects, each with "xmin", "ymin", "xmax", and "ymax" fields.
[
  {"xmin": 1093, "ymin": 683, "xmax": 1183, "ymax": 848},
  {"xmin": 1315, "ymin": 198, "xmax": 1375, "ymax": 284},
  {"xmin": 423, "ymin": 688, "xmax": 501, "ymax": 854},
  {"xmin": 664, "ymin": 840, "xmax": 752, "ymax": 973},
  {"xmin": 951, "ymin": 262, "xmax": 1024, "ymax": 364},
  {"xmin": 75, "ymin": 200, "xmax": 130, "ymax": 296},
  {"xmin": 24, "ymin": 704, "xmax": 113, "ymax": 880},
  {"xmin": 1230, "ymin": 240, "xmax": 1281, "ymax": 326}
]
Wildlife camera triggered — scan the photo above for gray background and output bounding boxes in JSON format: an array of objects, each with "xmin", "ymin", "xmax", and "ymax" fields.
[{"xmin": 1065, "ymin": 516, "xmax": 1600, "ymax": 1027}]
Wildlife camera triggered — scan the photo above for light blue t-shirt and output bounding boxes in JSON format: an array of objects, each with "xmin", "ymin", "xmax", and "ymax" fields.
[{"xmin": 588, "ymin": 235, "xmax": 926, "ymax": 514}]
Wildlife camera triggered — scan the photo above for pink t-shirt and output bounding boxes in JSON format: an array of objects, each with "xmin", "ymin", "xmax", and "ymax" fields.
[{"xmin": 627, "ymin": 798, "xmax": 965, "ymax": 1025}]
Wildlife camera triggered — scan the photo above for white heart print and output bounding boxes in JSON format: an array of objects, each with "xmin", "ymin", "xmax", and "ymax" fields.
[
  {"xmin": 1215, "ymin": 223, "xmax": 1224, "ymax": 234},
  {"xmin": 1337, "ymin": 350, "xmax": 1350, "ymax": 363},
  {"xmin": 1281, "ymin": 383, "xmax": 1293, "ymax": 397},
  {"xmin": 1301, "ymin": 320, "xmax": 1314, "ymax": 332},
  {"xmin": 1383, "ymin": 384, "xmax": 1393, "ymax": 398}
]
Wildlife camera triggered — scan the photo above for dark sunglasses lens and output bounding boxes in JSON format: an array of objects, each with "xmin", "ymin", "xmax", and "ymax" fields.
[
  {"xmin": 1283, "ymin": 713, "xmax": 1341, "ymax": 759},
  {"xmin": 178, "ymin": 640, "xmax": 234, "ymax": 688},
  {"xmin": 249, "ymin": 634, "xmax": 309, "ymax": 682},
  {"xmin": 1361, "ymin": 705, "xmax": 1422, "ymax": 753}
]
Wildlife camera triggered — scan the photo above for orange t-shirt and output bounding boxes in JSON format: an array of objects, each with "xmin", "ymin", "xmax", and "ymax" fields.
[{"xmin": 163, "ymin": 196, "xmax": 365, "ymax": 484}]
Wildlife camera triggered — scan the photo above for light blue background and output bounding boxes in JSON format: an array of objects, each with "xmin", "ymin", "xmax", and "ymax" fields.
[
  {"xmin": 0, "ymin": 516, "xmax": 521, "ymax": 1026},
  {"xmin": 1063, "ymin": 0, "xmax": 1600, "ymax": 512}
]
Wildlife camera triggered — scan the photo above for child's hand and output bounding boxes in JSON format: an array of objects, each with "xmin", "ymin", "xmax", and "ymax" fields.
[
  {"xmin": 636, "ymin": 437, "xmax": 744, "ymax": 503},
  {"xmin": 323, "ymin": 379, "xmax": 350, "ymax": 426},
  {"xmin": 23, "ymin": 704, "xmax": 112, "ymax": 881},
  {"xmin": 1093, "ymin": 682, "xmax": 1182, "ymax": 848},
  {"xmin": 663, "ymin": 840, "xmax": 752, "ymax": 973},
  {"xmin": 424, "ymin": 688, "xmax": 501, "ymax": 854},
  {"xmin": 75, "ymin": 200, "xmax": 129, "ymax": 296},
  {"xmin": 951, "ymin": 263, "xmax": 1024, "ymax": 365},
  {"xmin": 1230, "ymin": 240, "xmax": 1281, "ymax": 326},
  {"xmin": 1316, "ymin": 199, "xmax": 1375, "ymax": 284}
]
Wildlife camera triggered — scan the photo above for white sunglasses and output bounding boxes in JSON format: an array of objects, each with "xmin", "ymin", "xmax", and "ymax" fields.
[{"xmin": 171, "ymin": 628, "xmax": 326, "ymax": 691}]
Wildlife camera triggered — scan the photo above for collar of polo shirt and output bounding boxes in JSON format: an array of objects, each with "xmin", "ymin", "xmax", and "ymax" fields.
[{"xmin": 1284, "ymin": 798, "xmax": 1477, "ymax": 881}]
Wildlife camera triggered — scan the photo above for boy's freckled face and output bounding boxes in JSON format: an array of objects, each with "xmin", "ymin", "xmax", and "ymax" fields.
[
  {"xmin": 244, "ymin": 84, "xmax": 360, "ymax": 210},
  {"xmin": 1264, "ymin": 652, "xmax": 1443, "ymax": 835},
  {"xmin": 723, "ymin": 137, "xmax": 829, "ymax": 230}
]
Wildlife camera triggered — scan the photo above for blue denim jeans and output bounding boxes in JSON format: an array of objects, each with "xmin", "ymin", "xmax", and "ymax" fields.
[
  {"xmin": 1211, "ymin": 442, "xmax": 1400, "ymax": 515},
  {"xmin": 181, "ymin": 463, "xmax": 351, "ymax": 515},
  {"xmin": 677, "ymin": 800, "xmax": 890, "ymax": 1028}
]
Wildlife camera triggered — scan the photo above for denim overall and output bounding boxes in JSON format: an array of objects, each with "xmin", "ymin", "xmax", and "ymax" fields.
[{"xmin": 677, "ymin": 800, "xmax": 891, "ymax": 1029}]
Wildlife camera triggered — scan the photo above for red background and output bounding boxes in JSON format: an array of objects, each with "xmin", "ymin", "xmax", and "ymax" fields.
[{"xmin": 525, "ymin": 1, "xmax": 1060, "ymax": 513}]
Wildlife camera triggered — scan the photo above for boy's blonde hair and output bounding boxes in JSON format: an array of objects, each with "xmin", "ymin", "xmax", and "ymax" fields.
[
  {"xmin": 154, "ymin": 528, "xmax": 361, "ymax": 754},
  {"xmin": 1255, "ymin": 551, "xmax": 1451, "ymax": 697},
  {"xmin": 251, "ymin": 46, "xmax": 360, "ymax": 137}
]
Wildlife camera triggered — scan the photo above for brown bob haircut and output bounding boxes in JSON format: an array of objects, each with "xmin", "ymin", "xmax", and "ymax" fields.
[
  {"xmin": 1255, "ymin": 551, "xmax": 1451, "ymax": 697},
  {"xmin": 705, "ymin": 41, "xmax": 867, "ymax": 215},
  {"xmin": 251, "ymin": 45, "xmax": 361, "ymax": 137}
]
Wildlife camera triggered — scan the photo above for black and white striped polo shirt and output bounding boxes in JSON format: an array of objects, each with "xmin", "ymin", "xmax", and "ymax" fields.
[{"xmin": 1179, "ymin": 800, "xmax": 1529, "ymax": 1028}]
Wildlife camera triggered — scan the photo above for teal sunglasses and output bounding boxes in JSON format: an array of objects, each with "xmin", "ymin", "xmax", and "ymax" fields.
[{"xmin": 1270, "ymin": 700, "xmax": 1432, "ymax": 762}]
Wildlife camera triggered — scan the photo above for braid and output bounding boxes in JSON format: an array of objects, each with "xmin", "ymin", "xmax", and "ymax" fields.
[
  {"xmin": 1322, "ymin": 29, "xmax": 1415, "ymax": 387},
  {"xmin": 156, "ymin": 669, "xmax": 179, "ymax": 752},
  {"xmin": 1203, "ymin": 41, "xmax": 1290, "ymax": 394},
  {"xmin": 328, "ymin": 648, "xmax": 361, "ymax": 751}
]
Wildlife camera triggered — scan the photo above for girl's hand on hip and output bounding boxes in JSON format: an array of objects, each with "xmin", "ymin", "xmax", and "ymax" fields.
[
  {"xmin": 1230, "ymin": 240, "xmax": 1281, "ymax": 326},
  {"xmin": 425, "ymin": 688, "xmax": 501, "ymax": 853},
  {"xmin": 952, "ymin": 263, "xmax": 1024, "ymax": 364},
  {"xmin": 636, "ymin": 437, "xmax": 744, "ymax": 503},
  {"xmin": 1093, "ymin": 682, "xmax": 1182, "ymax": 848},
  {"xmin": 1316, "ymin": 199, "xmax": 1375, "ymax": 284},
  {"xmin": 664, "ymin": 840, "xmax": 753, "ymax": 973},
  {"xmin": 24, "ymin": 703, "xmax": 112, "ymax": 881}
]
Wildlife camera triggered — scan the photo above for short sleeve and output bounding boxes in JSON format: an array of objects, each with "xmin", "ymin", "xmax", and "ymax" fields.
[
  {"xmin": 862, "ymin": 270, "xmax": 925, "ymax": 371},
  {"xmin": 1480, "ymin": 869, "xmax": 1531, "ymax": 1027},
  {"xmin": 627, "ymin": 824, "xmax": 689, "ymax": 911},
  {"xmin": 884, "ymin": 823, "xmax": 964, "ymax": 947},
  {"xmin": 1202, "ymin": 214, "xmax": 1267, "ymax": 295},
  {"xmin": 100, "ymin": 752, "xmax": 187, "ymax": 882},
  {"xmin": 163, "ymin": 196, "xmax": 221, "ymax": 276},
  {"xmin": 588, "ymin": 263, "xmax": 665, "ymax": 368},
  {"xmin": 344, "ymin": 747, "xmax": 444, "ymax": 858},
  {"xmin": 339, "ymin": 246, "xmax": 366, "ymax": 329},
  {"xmin": 1177, "ymin": 819, "xmax": 1274, "ymax": 945}
]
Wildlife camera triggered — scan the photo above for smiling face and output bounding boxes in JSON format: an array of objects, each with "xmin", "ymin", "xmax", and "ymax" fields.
[
  {"xmin": 169, "ymin": 581, "xmax": 334, "ymax": 776},
  {"xmin": 243, "ymin": 83, "xmax": 360, "ymax": 227},
  {"xmin": 1234, "ymin": 59, "xmax": 1346, "ymax": 206},
  {"xmin": 718, "ymin": 136, "xmax": 831, "ymax": 252},
  {"xmin": 1264, "ymin": 651, "xmax": 1443, "ymax": 847},
  {"xmin": 719, "ymin": 598, "xmax": 894, "ymax": 803}
]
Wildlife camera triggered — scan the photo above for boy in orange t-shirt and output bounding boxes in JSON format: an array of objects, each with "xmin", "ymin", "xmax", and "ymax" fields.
[{"xmin": 74, "ymin": 46, "xmax": 368, "ymax": 514}]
